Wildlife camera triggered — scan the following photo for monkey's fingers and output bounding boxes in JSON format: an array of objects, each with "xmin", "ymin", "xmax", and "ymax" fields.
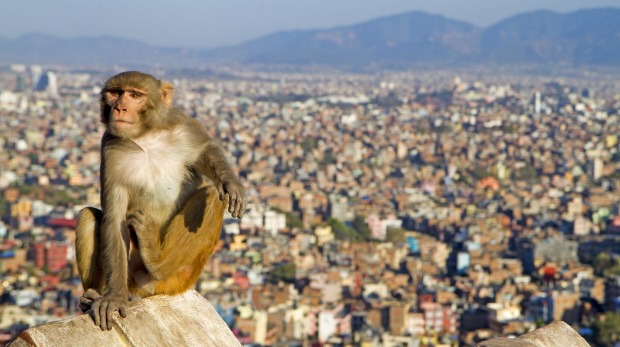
[
  {"xmin": 99, "ymin": 301, "xmax": 110, "ymax": 331},
  {"xmin": 80, "ymin": 296, "xmax": 93, "ymax": 305},
  {"xmin": 216, "ymin": 182, "xmax": 226, "ymax": 201},
  {"xmin": 79, "ymin": 296, "xmax": 94, "ymax": 313},
  {"xmin": 119, "ymin": 304, "xmax": 128, "ymax": 318},
  {"xmin": 236, "ymin": 195, "xmax": 247, "ymax": 217},
  {"xmin": 233, "ymin": 191, "xmax": 247, "ymax": 218},
  {"xmin": 237, "ymin": 200, "xmax": 247, "ymax": 218},
  {"xmin": 228, "ymin": 194, "xmax": 237, "ymax": 215},
  {"xmin": 105, "ymin": 303, "xmax": 117, "ymax": 331},
  {"xmin": 231, "ymin": 197, "xmax": 246, "ymax": 218},
  {"xmin": 83, "ymin": 288, "xmax": 102, "ymax": 300},
  {"xmin": 91, "ymin": 300, "xmax": 102, "ymax": 329}
]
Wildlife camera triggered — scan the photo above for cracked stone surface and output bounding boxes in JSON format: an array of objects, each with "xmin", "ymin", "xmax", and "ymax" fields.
[{"xmin": 9, "ymin": 290, "xmax": 241, "ymax": 347}]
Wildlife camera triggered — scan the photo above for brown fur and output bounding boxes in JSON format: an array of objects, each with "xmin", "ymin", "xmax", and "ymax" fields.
[{"xmin": 76, "ymin": 71, "xmax": 246, "ymax": 330}]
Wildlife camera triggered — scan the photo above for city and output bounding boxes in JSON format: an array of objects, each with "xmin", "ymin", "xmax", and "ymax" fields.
[{"xmin": 1, "ymin": 64, "xmax": 620, "ymax": 346}]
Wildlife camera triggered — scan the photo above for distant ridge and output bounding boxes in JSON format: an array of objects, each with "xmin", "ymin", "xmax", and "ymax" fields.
[{"xmin": 1, "ymin": 8, "xmax": 619, "ymax": 69}]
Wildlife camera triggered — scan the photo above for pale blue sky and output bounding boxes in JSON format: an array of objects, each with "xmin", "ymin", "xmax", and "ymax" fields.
[{"xmin": 1, "ymin": 0, "xmax": 618, "ymax": 49}]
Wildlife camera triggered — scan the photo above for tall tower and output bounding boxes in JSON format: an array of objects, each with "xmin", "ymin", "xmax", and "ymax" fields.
[
  {"xmin": 30, "ymin": 65, "xmax": 42, "ymax": 90},
  {"xmin": 534, "ymin": 91, "xmax": 541, "ymax": 114},
  {"xmin": 587, "ymin": 147, "xmax": 604, "ymax": 181},
  {"xmin": 35, "ymin": 71, "xmax": 59, "ymax": 96},
  {"xmin": 46, "ymin": 71, "xmax": 59, "ymax": 96}
]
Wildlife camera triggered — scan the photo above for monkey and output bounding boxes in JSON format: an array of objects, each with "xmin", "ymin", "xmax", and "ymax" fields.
[{"xmin": 75, "ymin": 71, "xmax": 246, "ymax": 330}]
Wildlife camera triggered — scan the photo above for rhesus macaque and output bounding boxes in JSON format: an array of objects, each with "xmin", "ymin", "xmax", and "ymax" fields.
[{"xmin": 76, "ymin": 71, "xmax": 246, "ymax": 330}]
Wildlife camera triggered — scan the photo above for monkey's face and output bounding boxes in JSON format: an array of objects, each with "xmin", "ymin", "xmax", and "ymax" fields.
[
  {"xmin": 100, "ymin": 71, "xmax": 173, "ymax": 138},
  {"xmin": 103, "ymin": 88, "xmax": 149, "ymax": 138}
]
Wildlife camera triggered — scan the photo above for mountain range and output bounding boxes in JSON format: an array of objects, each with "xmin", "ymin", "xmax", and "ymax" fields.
[{"xmin": 1, "ymin": 8, "xmax": 619, "ymax": 69}]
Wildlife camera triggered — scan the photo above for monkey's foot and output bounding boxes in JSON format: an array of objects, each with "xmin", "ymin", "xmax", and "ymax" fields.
[
  {"xmin": 127, "ymin": 210, "xmax": 149, "ymax": 247},
  {"xmin": 126, "ymin": 210, "xmax": 147, "ymax": 232},
  {"xmin": 79, "ymin": 288, "xmax": 102, "ymax": 313}
]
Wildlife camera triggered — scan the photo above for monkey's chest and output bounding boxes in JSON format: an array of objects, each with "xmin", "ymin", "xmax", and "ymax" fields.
[{"xmin": 115, "ymin": 145, "xmax": 190, "ymax": 208}]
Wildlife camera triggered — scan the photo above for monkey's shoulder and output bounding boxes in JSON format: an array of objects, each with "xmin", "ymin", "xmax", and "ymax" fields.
[{"xmin": 170, "ymin": 111, "xmax": 213, "ymax": 143}]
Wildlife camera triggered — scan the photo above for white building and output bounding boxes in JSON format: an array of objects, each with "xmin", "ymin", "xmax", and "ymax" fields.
[
  {"xmin": 264, "ymin": 210, "xmax": 286, "ymax": 236},
  {"xmin": 240, "ymin": 203, "xmax": 264, "ymax": 229}
]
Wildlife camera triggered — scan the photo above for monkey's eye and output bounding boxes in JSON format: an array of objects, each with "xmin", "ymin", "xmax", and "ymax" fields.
[
  {"xmin": 129, "ymin": 91, "xmax": 144, "ymax": 99},
  {"xmin": 106, "ymin": 90, "xmax": 120, "ymax": 99}
]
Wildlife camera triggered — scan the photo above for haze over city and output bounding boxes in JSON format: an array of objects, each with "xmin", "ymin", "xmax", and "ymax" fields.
[{"xmin": 1, "ymin": 0, "xmax": 619, "ymax": 48}]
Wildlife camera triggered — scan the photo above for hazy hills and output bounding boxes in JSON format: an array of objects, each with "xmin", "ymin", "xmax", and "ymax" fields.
[{"xmin": 1, "ymin": 8, "xmax": 619, "ymax": 69}]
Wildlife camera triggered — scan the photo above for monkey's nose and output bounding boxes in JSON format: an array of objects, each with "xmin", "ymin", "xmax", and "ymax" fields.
[{"xmin": 114, "ymin": 104, "xmax": 127, "ymax": 112}]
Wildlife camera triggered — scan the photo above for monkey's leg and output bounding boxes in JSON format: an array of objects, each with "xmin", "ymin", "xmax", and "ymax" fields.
[
  {"xmin": 75, "ymin": 207, "xmax": 105, "ymax": 311},
  {"xmin": 136, "ymin": 185, "xmax": 225, "ymax": 296}
]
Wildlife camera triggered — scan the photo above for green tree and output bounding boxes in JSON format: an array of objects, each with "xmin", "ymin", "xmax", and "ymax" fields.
[
  {"xmin": 283, "ymin": 211, "xmax": 304, "ymax": 229},
  {"xmin": 44, "ymin": 187, "xmax": 78, "ymax": 206},
  {"xmin": 594, "ymin": 312, "xmax": 620, "ymax": 347},
  {"xmin": 27, "ymin": 152, "xmax": 39, "ymax": 164},
  {"xmin": 327, "ymin": 218, "xmax": 364, "ymax": 241},
  {"xmin": 351, "ymin": 215, "xmax": 371, "ymax": 241},
  {"xmin": 514, "ymin": 163, "xmax": 539, "ymax": 182},
  {"xmin": 271, "ymin": 263, "xmax": 296, "ymax": 283},
  {"xmin": 0, "ymin": 195, "xmax": 7, "ymax": 216},
  {"xmin": 534, "ymin": 318, "xmax": 546, "ymax": 329},
  {"xmin": 321, "ymin": 148, "xmax": 336, "ymax": 166},
  {"xmin": 300, "ymin": 137, "xmax": 316, "ymax": 153},
  {"xmin": 593, "ymin": 252, "xmax": 613, "ymax": 276}
]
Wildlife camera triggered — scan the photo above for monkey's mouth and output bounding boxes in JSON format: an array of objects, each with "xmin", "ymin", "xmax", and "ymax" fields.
[{"xmin": 113, "ymin": 120, "xmax": 135, "ymax": 125}]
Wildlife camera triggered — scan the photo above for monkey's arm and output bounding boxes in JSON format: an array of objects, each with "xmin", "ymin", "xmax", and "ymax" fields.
[
  {"xmin": 196, "ymin": 138, "xmax": 246, "ymax": 218},
  {"xmin": 91, "ymin": 144, "xmax": 131, "ymax": 330},
  {"xmin": 100, "ymin": 187, "xmax": 130, "ymax": 299},
  {"xmin": 182, "ymin": 116, "xmax": 246, "ymax": 218}
]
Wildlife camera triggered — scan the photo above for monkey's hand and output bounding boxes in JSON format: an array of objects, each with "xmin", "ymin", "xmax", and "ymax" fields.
[
  {"xmin": 90, "ymin": 292, "xmax": 128, "ymax": 331},
  {"xmin": 79, "ymin": 288, "xmax": 101, "ymax": 313},
  {"xmin": 215, "ymin": 177, "xmax": 246, "ymax": 218}
]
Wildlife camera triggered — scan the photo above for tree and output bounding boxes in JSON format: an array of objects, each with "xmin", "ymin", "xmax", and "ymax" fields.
[
  {"xmin": 321, "ymin": 148, "xmax": 336, "ymax": 166},
  {"xmin": 351, "ymin": 215, "xmax": 371, "ymax": 241},
  {"xmin": 327, "ymin": 218, "xmax": 365, "ymax": 242},
  {"xmin": 514, "ymin": 163, "xmax": 539, "ymax": 182},
  {"xmin": 592, "ymin": 252, "xmax": 620, "ymax": 276},
  {"xmin": 300, "ymin": 137, "xmax": 316, "ymax": 153},
  {"xmin": 271, "ymin": 263, "xmax": 296, "ymax": 283},
  {"xmin": 0, "ymin": 196, "xmax": 7, "ymax": 216},
  {"xmin": 44, "ymin": 186, "xmax": 78, "ymax": 206},
  {"xmin": 593, "ymin": 252, "xmax": 612, "ymax": 276},
  {"xmin": 284, "ymin": 211, "xmax": 304, "ymax": 229},
  {"xmin": 594, "ymin": 312, "xmax": 620, "ymax": 347}
]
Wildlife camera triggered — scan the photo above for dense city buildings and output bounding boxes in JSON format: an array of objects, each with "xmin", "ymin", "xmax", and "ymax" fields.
[{"xmin": 1, "ymin": 64, "xmax": 620, "ymax": 346}]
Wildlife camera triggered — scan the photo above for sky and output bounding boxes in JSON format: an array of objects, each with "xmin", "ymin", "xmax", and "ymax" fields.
[{"xmin": 1, "ymin": 0, "xmax": 619, "ymax": 49}]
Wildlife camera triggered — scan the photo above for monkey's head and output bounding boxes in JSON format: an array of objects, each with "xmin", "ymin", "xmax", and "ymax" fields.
[{"xmin": 100, "ymin": 71, "xmax": 174, "ymax": 139}]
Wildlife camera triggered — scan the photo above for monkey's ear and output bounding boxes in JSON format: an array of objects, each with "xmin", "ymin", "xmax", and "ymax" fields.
[{"xmin": 161, "ymin": 82, "xmax": 174, "ymax": 107}]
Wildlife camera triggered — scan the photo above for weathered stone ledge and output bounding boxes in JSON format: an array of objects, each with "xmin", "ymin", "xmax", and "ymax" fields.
[
  {"xmin": 476, "ymin": 321, "xmax": 589, "ymax": 347},
  {"xmin": 9, "ymin": 290, "xmax": 241, "ymax": 347}
]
